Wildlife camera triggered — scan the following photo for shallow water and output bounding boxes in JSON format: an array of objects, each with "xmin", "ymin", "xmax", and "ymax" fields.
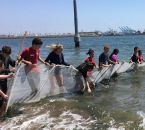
[{"xmin": 0, "ymin": 35, "xmax": 145, "ymax": 129}]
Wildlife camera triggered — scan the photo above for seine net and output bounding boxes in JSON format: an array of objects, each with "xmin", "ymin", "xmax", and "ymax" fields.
[
  {"xmin": 90, "ymin": 63, "xmax": 123, "ymax": 83},
  {"xmin": 7, "ymin": 63, "xmax": 83, "ymax": 107},
  {"xmin": 7, "ymin": 62, "xmax": 134, "ymax": 109}
]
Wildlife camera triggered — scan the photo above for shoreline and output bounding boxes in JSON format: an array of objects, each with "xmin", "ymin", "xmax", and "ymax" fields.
[{"xmin": 0, "ymin": 33, "xmax": 145, "ymax": 39}]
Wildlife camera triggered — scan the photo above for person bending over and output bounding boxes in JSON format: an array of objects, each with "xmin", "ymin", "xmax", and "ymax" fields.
[{"xmin": 75, "ymin": 61, "xmax": 95, "ymax": 94}]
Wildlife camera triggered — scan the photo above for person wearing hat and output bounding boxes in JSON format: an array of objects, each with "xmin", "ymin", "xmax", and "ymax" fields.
[{"xmin": 99, "ymin": 44, "xmax": 112, "ymax": 68}]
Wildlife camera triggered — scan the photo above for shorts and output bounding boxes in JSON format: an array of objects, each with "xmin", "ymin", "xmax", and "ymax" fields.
[{"xmin": 54, "ymin": 66, "xmax": 62, "ymax": 75}]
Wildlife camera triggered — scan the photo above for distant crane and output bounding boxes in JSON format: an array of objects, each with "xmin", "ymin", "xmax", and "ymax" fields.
[{"xmin": 119, "ymin": 26, "xmax": 136, "ymax": 35}]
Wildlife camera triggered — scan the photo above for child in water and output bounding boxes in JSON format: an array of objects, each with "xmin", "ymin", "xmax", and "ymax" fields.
[
  {"xmin": 138, "ymin": 50, "xmax": 145, "ymax": 64},
  {"xmin": 75, "ymin": 49, "xmax": 97, "ymax": 94},
  {"xmin": 0, "ymin": 46, "xmax": 16, "ymax": 95},
  {"xmin": 0, "ymin": 60, "xmax": 14, "ymax": 115},
  {"xmin": 130, "ymin": 47, "xmax": 139, "ymax": 63},
  {"xmin": 85, "ymin": 49, "xmax": 98, "ymax": 78},
  {"xmin": 18, "ymin": 38, "xmax": 45, "ymax": 96},
  {"xmin": 85, "ymin": 49, "xmax": 97, "ymax": 70},
  {"xmin": 109, "ymin": 48, "xmax": 119, "ymax": 64},
  {"xmin": 76, "ymin": 62, "xmax": 95, "ymax": 94},
  {"xmin": 0, "ymin": 60, "xmax": 14, "ymax": 98},
  {"xmin": 45, "ymin": 44, "xmax": 70, "ymax": 93},
  {"xmin": 99, "ymin": 44, "xmax": 112, "ymax": 68}
]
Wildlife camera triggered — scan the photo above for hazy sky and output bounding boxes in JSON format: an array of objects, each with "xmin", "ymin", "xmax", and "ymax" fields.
[{"xmin": 0, "ymin": 0, "xmax": 145, "ymax": 34}]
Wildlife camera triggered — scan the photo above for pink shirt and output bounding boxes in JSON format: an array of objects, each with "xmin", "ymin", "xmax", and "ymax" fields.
[
  {"xmin": 85, "ymin": 57, "xmax": 96, "ymax": 67},
  {"xmin": 85, "ymin": 57, "xmax": 97, "ymax": 77},
  {"xmin": 111, "ymin": 54, "xmax": 118, "ymax": 62}
]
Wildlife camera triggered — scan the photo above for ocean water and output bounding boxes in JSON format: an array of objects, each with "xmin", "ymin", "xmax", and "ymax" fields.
[{"xmin": 0, "ymin": 35, "xmax": 145, "ymax": 130}]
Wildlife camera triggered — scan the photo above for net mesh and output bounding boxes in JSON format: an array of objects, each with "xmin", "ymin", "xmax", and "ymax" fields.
[
  {"xmin": 7, "ymin": 62, "xmax": 144, "ymax": 109},
  {"xmin": 90, "ymin": 62, "xmax": 129, "ymax": 83},
  {"xmin": 116, "ymin": 62, "xmax": 134, "ymax": 73},
  {"xmin": 7, "ymin": 63, "xmax": 83, "ymax": 107}
]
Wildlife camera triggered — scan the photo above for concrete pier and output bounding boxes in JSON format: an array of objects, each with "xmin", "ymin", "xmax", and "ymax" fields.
[{"xmin": 73, "ymin": 0, "xmax": 80, "ymax": 47}]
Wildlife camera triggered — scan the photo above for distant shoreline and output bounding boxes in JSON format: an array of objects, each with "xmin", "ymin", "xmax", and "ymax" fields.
[
  {"xmin": 0, "ymin": 33, "xmax": 145, "ymax": 39},
  {"xmin": 0, "ymin": 35, "xmax": 73, "ymax": 39}
]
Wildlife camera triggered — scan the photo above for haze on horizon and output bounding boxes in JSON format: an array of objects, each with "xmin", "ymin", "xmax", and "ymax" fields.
[{"xmin": 0, "ymin": 0, "xmax": 145, "ymax": 34}]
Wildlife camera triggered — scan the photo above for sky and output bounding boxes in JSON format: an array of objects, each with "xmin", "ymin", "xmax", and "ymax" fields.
[{"xmin": 0, "ymin": 0, "xmax": 145, "ymax": 34}]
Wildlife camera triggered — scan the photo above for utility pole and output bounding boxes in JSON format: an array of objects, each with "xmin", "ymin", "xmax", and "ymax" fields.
[{"xmin": 73, "ymin": 0, "xmax": 80, "ymax": 48}]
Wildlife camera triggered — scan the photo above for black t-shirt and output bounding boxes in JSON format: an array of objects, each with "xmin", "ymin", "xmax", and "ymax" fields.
[
  {"xmin": 131, "ymin": 54, "xmax": 138, "ymax": 63},
  {"xmin": 99, "ymin": 52, "xmax": 109, "ymax": 66},
  {"xmin": 0, "ymin": 51, "xmax": 15, "ymax": 74},
  {"xmin": 0, "ymin": 69, "xmax": 9, "ymax": 94}
]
